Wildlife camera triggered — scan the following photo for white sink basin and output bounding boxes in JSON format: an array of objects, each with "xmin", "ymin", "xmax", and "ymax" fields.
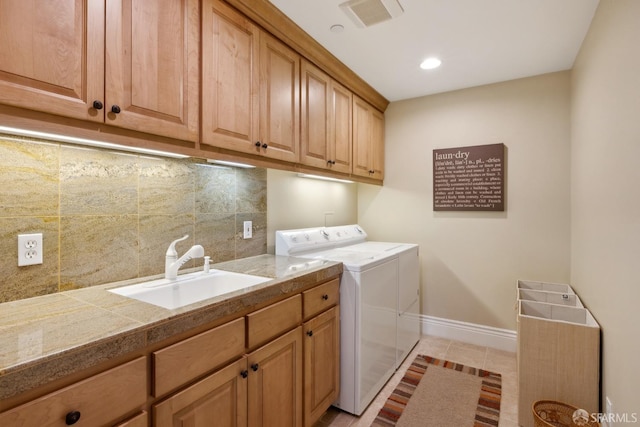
[{"xmin": 108, "ymin": 270, "xmax": 271, "ymax": 309}]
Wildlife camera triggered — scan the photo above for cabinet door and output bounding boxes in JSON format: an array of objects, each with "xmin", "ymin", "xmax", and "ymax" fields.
[
  {"xmin": 352, "ymin": 95, "xmax": 384, "ymax": 180},
  {"xmin": 370, "ymin": 107, "xmax": 385, "ymax": 180},
  {"xmin": 201, "ymin": 0, "xmax": 260, "ymax": 153},
  {"xmin": 329, "ymin": 81, "xmax": 353, "ymax": 174},
  {"xmin": 247, "ymin": 327, "xmax": 302, "ymax": 427},
  {"xmin": 303, "ymin": 306, "xmax": 340, "ymax": 427},
  {"xmin": 258, "ymin": 33, "xmax": 300, "ymax": 163},
  {"xmin": 300, "ymin": 60, "xmax": 352, "ymax": 174},
  {"xmin": 105, "ymin": 0, "xmax": 199, "ymax": 142},
  {"xmin": 300, "ymin": 60, "xmax": 330, "ymax": 169},
  {"xmin": 0, "ymin": 0, "xmax": 104, "ymax": 122},
  {"xmin": 154, "ymin": 358, "xmax": 248, "ymax": 427}
]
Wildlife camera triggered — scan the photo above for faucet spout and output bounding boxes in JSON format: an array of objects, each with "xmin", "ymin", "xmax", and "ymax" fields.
[{"xmin": 165, "ymin": 235, "xmax": 205, "ymax": 279}]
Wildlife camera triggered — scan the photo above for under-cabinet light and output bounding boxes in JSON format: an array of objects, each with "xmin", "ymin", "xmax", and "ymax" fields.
[
  {"xmin": 0, "ymin": 126, "xmax": 190, "ymax": 159},
  {"xmin": 297, "ymin": 173, "xmax": 354, "ymax": 184},
  {"xmin": 206, "ymin": 159, "xmax": 256, "ymax": 168}
]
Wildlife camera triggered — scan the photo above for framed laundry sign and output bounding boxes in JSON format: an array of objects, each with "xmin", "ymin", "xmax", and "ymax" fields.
[{"xmin": 433, "ymin": 143, "xmax": 505, "ymax": 211}]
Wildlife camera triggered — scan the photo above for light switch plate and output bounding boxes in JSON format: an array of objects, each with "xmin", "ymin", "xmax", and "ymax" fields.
[
  {"xmin": 18, "ymin": 233, "xmax": 43, "ymax": 266},
  {"xmin": 243, "ymin": 221, "xmax": 252, "ymax": 239}
]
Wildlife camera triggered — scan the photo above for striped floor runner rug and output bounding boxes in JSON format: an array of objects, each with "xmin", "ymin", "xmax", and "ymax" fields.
[{"xmin": 371, "ymin": 355, "xmax": 502, "ymax": 427}]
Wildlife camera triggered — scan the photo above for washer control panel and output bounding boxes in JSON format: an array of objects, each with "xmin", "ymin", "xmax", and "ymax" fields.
[{"xmin": 275, "ymin": 224, "xmax": 367, "ymax": 256}]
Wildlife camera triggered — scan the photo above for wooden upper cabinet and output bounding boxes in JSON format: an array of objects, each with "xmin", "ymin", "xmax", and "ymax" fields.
[
  {"xmin": 201, "ymin": 0, "xmax": 260, "ymax": 153},
  {"xmin": 0, "ymin": 0, "xmax": 384, "ymax": 181},
  {"xmin": 300, "ymin": 60, "xmax": 352, "ymax": 174},
  {"xmin": 202, "ymin": 2, "xmax": 299, "ymax": 163},
  {"xmin": 105, "ymin": 0, "xmax": 200, "ymax": 142},
  {"xmin": 352, "ymin": 95, "xmax": 384, "ymax": 180},
  {"xmin": 0, "ymin": 0, "xmax": 199, "ymax": 142},
  {"xmin": 258, "ymin": 32, "xmax": 300, "ymax": 163},
  {"xmin": 0, "ymin": 0, "xmax": 104, "ymax": 122}
]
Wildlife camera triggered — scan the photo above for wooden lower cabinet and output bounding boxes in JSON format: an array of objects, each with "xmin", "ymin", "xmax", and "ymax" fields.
[
  {"xmin": 153, "ymin": 327, "xmax": 303, "ymax": 427},
  {"xmin": 248, "ymin": 327, "xmax": 303, "ymax": 427},
  {"xmin": 303, "ymin": 306, "xmax": 340, "ymax": 427},
  {"xmin": 0, "ymin": 277, "xmax": 340, "ymax": 427}
]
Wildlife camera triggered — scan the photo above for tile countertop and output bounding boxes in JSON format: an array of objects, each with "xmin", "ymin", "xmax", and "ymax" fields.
[{"xmin": 0, "ymin": 254, "xmax": 343, "ymax": 401}]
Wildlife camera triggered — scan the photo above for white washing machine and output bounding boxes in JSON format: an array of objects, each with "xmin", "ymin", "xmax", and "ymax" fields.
[{"xmin": 275, "ymin": 225, "xmax": 420, "ymax": 416}]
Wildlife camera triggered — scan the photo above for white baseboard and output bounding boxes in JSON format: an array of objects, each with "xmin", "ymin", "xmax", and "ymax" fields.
[{"xmin": 420, "ymin": 314, "xmax": 517, "ymax": 353}]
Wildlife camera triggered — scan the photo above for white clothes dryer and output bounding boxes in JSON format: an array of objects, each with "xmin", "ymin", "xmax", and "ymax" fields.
[{"xmin": 275, "ymin": 225, "xmax": 420, "ymax": 416}]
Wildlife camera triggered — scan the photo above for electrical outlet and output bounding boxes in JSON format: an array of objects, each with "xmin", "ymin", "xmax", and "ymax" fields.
[
  {"xmin": 18, "ymin": 233, "xmax": 43, "ymax": 266},
  {"xmin": 243, "ymin": 221, "xmax": 253, "ymax": 239}
]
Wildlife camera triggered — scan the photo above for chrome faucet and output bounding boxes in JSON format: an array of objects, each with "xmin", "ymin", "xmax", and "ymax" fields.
[{"xmin": 165, "ymin": 235, "xmax": 205, "ymax": 280}]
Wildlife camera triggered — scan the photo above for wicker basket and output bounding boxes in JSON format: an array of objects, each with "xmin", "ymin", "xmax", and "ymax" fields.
[{"xmin": 532, "ymin": 400, "xmax": 600, "ymax": 427}]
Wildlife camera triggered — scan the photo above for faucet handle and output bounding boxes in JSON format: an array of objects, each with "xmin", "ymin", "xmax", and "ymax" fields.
[{"xmin": 166, "ymin": 235, "xmax": 189, "ymax": 257}]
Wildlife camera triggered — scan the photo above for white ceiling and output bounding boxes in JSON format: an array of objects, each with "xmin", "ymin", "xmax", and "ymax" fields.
[{"xmin": 269, "ymin": 0, "xmax": 600, "ymax": 102}]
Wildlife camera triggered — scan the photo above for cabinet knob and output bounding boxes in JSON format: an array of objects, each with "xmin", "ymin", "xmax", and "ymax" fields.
[
  {"xmin": 65, "ymin": 411, "xmax": 81, "ymax": 425},
  {"xmin": 307, "ymin": 330, "xmax": 313, "ymax": 337},
  {"xmin": 369, "ymin": 170, "xmax": 374, "ymax": 174},
  {"xmin": 255, "ymin": 141, "xmax": 262, "ymax": 147},
  {"xmin": 111, "ymin": 105, "xmax": 121, "ymax": 114},
  {"xmin": 240, "ymin": 370, "xmax": 248, "ymax": 378},
  {"xmin": 322, "ymin": 294, "xmax": 329, "ymax": 300},
  {"xmin": 261, "ymin": 143, "xmax": 268, "ymax": 149},
  {"xmin": 251, "ymin": 363, "xmax": 259, "ymax": 372},
  {"xmin": 92, "ymin": 100, "xmax": 103, "ymax": 110}
]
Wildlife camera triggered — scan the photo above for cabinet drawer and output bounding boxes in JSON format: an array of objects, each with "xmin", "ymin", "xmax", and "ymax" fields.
[
  {"xmin": 0, "ymin": 357, "xmax": 146, "ymax": 427},
  {"xmin": 303, "ymin": 279, "xmax": 339, "ymax": 320},
  {"xmin": 247, "ymin": 294, "xmax": 302, "ymax": 349},
  {"xmin": 153, "ymin": 317, "xmax": 245, "ymax": 397}
]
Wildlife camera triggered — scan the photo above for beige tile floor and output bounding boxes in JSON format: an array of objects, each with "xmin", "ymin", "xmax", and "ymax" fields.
[{"xmin": 314, "ymin": 335, "xmax": 519, "ymax": 427}]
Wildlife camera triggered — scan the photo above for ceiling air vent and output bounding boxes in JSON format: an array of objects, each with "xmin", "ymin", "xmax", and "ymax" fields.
[{"xmin": 339, "ymin": 0, "xmax": 404, "ymax": 28}]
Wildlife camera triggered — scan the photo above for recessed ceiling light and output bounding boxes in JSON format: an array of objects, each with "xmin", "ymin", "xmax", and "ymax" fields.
[
  {"xmin": 330, "ymin": 24, "xmax": 345, "ymax": 33},
  {"xmin": 420, "ymin": 57, "xmax": 442, "ymax": 70}
]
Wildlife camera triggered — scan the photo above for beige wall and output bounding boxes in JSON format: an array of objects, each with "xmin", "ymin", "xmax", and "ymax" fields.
[
  {"xmin": 358, "ymin": 71, "xmax": 572, "ymax": 330},
  {"xmin": 571, "ymin": 0, "xmax": 640, "ymax": 416},
  {"xmin": 266, "ymin": 169, "xmax": 358, "ymax": 252}
]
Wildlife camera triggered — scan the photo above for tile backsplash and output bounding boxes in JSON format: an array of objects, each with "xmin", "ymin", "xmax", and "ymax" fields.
[{"xmin": 0, "ymin": 134, "xmax": 267, "ymax": 303}]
